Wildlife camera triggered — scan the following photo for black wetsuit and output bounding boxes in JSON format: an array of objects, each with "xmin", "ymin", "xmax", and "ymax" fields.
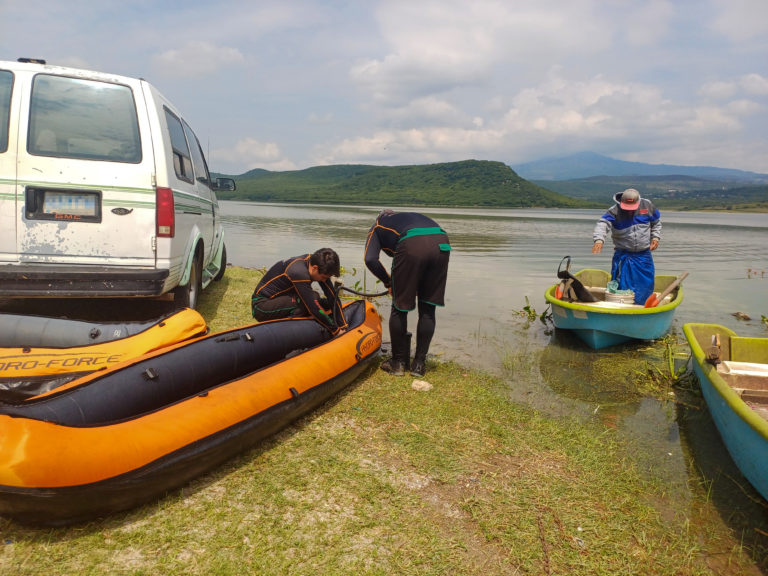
[
  {"xmin": 364, "ymin": 212, "xmax": 450, "ymax": 311},
  {"xmin": 363, "ymin": 212, "xmax": 450, "ymax": 365},
  {"xmin": 251, "ymin": 254, "xmax": 347, "ymax": 335}
]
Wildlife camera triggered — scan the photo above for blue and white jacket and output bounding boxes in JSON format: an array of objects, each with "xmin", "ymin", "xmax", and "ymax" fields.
[{"xmin": 592, "ymin": 192, "xmax": 662, "ymax": 252}]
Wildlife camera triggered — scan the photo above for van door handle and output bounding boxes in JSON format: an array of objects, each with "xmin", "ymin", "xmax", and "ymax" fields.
[{"xmin": 25, "ymin": 188, "xmax": 38, "ymax": 213}]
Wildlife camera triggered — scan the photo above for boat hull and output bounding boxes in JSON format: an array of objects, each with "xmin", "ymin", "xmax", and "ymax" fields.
[
  {"xmin": 0, "ymin": 300, "xmax": 382, "ymax": 525},
  {"xmin": 683, "ymin": 323, "xmax": 768, "ymax": 501},
  {"xmin": 545, "ymin": 269, "xmax": 683, "ymax": 349}
]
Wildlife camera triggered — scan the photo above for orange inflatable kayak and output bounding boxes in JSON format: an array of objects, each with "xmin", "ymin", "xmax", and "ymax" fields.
[
  {"xmin": 0, "ymin": 299, "xmax": 381, "ymax": 525},
  {"xmin": 0, "ymin": 308, "xmax": 208, "ymax": 401}
]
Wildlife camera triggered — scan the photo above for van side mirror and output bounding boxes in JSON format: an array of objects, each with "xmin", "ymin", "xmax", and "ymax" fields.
[{"xmin": 213, "ymin": 177, "xmax": 236, "ymax": 192}]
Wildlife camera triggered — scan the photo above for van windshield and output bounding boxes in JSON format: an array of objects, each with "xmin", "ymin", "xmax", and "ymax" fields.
[
  {"xmin": 28, "ymin": 74, "xmax": 142, "ymax": 163},
  {"xmin": 0, "ymin": 70, "xmax": 11, "ymax": 153}
]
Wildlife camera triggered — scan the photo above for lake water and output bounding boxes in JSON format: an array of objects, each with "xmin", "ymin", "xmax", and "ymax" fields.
[
  {"xmin": 220, "ymin": 200, "xmax": 767, "ymax": 366},
  {"xmin": 221, "ymin": 200, "xmax": 768, "ymax": 562}
]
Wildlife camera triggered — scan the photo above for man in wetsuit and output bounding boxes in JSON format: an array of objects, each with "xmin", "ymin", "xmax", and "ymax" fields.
[
  {"xmin": 251, "ymin": 248, "xmax": 348, "ymax": 335},
  {"xmin": 364, "ymin": 210, "xmax": 451, "ymax": 377},
  {"xmin": 592, "ymin": 188, "xmax": 662, "ymax": 304}
]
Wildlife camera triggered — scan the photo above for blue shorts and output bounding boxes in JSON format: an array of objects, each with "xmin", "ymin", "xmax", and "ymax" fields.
[{"xmin": 611, "ymin": 249, "xmax": 655, "ymax": 304}]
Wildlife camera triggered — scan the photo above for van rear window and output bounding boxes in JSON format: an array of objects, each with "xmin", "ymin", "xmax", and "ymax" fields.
[
  {"xmin": 0, "ymin": 70, "xmax": 11, "ymax": 153},
  {"xmin": 28, "ymin": 75, "xmax": 142, "ymax": 163}
]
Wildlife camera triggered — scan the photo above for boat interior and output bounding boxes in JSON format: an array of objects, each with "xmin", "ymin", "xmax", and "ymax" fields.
[
  {"xmin": 708, "ymin": 332, "xmax": 768, "ymax": 420},
  {"xmin": 561, "ymin": 269, "xmax": 677, "ymax": 308},
  {"xmin": 580, "ymin": 286, "xmax": 673, "ymax": 308}
]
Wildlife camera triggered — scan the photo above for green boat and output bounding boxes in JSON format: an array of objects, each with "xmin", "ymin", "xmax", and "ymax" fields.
[
  {"xmin": 684, "ymin": 323, "xmax": 768, "ymax": 501},
  {"xmin": 544, "ymin": 268, "xmax": 684, "ymax": 349}
]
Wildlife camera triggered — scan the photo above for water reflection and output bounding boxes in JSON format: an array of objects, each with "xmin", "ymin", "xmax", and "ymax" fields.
[
  {"xmin": 540, "ymin": 330, "xmax": 655, "ymax": 404},
  {"xmin": 676, "ymin": 391, "xmax": 768, "ymax": 566}
]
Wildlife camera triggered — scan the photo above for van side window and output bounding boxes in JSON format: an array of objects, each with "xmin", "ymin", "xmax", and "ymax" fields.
[
  {"xmin": 28, "ymin": 75, "xmax": 141, "ymax": 162},
  {"xmin": 0, "ymin": 70, "xmax": 14, "ymax": 153},
  {"xmin": 164, "ymin": 109, "xmax": 193, "ymax": 184},
  {"xmin": 183, "ymin": 120, "xmax": 211, "ymax": 187}
]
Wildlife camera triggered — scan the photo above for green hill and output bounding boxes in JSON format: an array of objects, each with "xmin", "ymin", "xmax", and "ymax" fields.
[{"xmin": 216, "ymin": 160, "xmax": 586, "ymax": 208}]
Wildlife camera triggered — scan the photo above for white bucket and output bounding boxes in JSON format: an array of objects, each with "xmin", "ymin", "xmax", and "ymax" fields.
[{"xmin": 605, "ymin": 290, "xmax": 634, "ymax": 304}]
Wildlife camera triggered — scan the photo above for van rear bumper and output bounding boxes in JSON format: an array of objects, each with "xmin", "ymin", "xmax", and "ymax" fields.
[{"xmin": 0, "ymin": 265, "xmax": 169, "ymax": 298}]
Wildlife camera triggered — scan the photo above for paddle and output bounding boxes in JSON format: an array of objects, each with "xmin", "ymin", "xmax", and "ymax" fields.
[{"xmin": 644, "ymin": 271, "xmax": 688, "ymax": 308}]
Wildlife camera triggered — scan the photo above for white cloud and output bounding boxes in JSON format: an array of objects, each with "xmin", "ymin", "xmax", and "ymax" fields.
[
  {"xmin": 699, "ymin": 81, "xmax": 737, "ymax": 100},
  {"xmin": 212, "ymin": 137, "xmax": 297, "ymax": 173},
  {"xmin": 740, "ymin": 73, "xmax": 768, "ymax": 96},
  {"xmin": 381, "ymin": 97, "xmax": 468, "ymax": 125},
  {"xmin": 709, "ymin": 0, "xmax": 768, "ymax": 40},
  {"xmin": 311, "ymin": 125, "xmax": 505, "ymax": 166},
  {"xmin": 502, "ymin": 75, "xmax": 668, "ymax": 136},
  {"xmin": 699, "ymin": 74, "xmax": 768, "ymax": 104},
  {"xmin": 351, "ymin": 0, "xmax": 614, "ymax": 107},
  {"xmin": 152, "ymin": 42, "xmax": 245, "ymax": 78},
  {"xmin": 314, "ymin": 64, "xmax": 768, "ymax": 172},
  {"xmin": 685, "ymin": 106, "xmax": 742, "ymax": 132},
  {"xmin": 314, "ymin": 127, "xmax": 502, "ymax": 164},
  {"xmin": 308, "ymin": 112, "xmax": 334, "ymax": 124},
  {"xmin": 726, "ymin": 99, "xmax": 763, "ymax": 116},
  {"xmin": 621, "ymin": 0, "xmax": 676, "ymax": 46}
]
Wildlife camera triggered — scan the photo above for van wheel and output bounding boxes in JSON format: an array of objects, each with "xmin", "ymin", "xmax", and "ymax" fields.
[
  {"xmin": 174, "ymin": 252, "xmax": 202, "ymax": 309},
  {"xmin": 214, "ymin": 244, "xmax": 227, "ymax": 281}
]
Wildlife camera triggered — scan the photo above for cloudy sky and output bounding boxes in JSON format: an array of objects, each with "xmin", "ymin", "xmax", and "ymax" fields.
[{"xmin": 2, "ymin": 0, "xmax": 767, "ymax": 175}]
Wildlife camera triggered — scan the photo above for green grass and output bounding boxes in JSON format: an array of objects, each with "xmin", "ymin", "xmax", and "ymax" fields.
[{"xmin": 0, "ymin": 267, "xmax": 763, "ymax": 575}]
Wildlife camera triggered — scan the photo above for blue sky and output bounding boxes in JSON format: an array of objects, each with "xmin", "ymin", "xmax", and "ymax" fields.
[{"xmin": 2, "ymin": 0, "xmax": 767, "ymax": 175}]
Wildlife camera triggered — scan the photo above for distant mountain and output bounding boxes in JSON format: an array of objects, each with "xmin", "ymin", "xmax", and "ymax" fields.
[
  {"xmin": 216, "ymin": 160, "xmax": 586, "ymax": 208},
  {"xmin": 511, "ymin": 151, "xmax": 768, "ymax": 182},
  {"xmin": 533, "ymin": 175, "xmax": 767, "ymax": 210}
]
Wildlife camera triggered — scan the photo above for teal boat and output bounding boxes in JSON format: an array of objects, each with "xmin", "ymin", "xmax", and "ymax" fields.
[
  {"xmin": 683, "ymin": 323, "xmax": 768, "ymax": 501},
  {"xmin": 544, "ymin": 268, "xmax": 684, "ymax": 349}
]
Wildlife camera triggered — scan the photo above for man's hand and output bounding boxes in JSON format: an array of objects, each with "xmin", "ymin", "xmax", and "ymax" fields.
[
  {"xmin": 650, "ymin": 238, "xmax": 659, "ymax": 251},
  {"xmin": 592, "ymin": 241, "xmax": 603, "ymax": 254}
]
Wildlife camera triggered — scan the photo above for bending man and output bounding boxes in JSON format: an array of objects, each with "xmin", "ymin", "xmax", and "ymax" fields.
[
  {"xmin": 251, "ymin": 248, "xmax": 347, "ymax": 335},
  {"xmin": 364, "ymin": 210, "xmax": 451, "ymax": 377}
]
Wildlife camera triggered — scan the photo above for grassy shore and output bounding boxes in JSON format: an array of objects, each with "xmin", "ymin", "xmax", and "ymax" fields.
[{"xmin": 0, "ymin": 267, "xmax": 765, "ymax": 575}]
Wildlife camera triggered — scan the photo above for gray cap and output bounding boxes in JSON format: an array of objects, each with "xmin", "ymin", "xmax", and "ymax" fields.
[{"xmin": 619, "ymin": 188, "xmax": 640, "ymax": 210}]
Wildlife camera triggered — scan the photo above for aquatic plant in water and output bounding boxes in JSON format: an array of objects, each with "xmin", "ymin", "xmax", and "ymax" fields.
[{"xmin": 514, "ymin": 297, "xmax": 552, "ymax": 328}]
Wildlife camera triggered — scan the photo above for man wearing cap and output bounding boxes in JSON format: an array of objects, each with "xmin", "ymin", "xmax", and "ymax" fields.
[{"xmin": 592, "ymin": 188, "xmax": 662, "ymax": 304}]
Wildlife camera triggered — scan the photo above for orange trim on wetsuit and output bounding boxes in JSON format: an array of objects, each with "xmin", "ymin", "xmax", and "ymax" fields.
[
  {"xmin": 364, "ymin": 212, "xmax": 447, "ymax": 287},
  {"xmin": 251, "ymin": 254, "xmax": 347, "ymax": 334}
]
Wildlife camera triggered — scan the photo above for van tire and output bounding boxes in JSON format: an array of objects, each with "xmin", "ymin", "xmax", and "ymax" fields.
[
  {"xmin": 174, "ymin": 251, "xmax": 202, "ymax": 309},
  {"xmin": 214, "ymin": 244, "xmax": 227, "ymax": 281}
]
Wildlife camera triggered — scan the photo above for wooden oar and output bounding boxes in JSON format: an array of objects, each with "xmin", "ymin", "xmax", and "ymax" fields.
[{"xmin": 644, "ymin": 271, "xmax": 688, "ymax": 308}]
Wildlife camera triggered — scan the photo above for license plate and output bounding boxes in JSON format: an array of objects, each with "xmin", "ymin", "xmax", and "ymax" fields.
[{"xmin": 43, "ymin": 191, "xmax": 99, "ymax": 217}]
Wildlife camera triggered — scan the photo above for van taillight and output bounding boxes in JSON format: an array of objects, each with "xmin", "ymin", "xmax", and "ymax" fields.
[{"xmin": 156, "ymin": 187, "xmax": 175, "ymax": 238}]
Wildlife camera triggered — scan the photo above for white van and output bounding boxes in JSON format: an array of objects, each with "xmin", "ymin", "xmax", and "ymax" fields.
[{"xmin": 0, "ymin": 58, "xmax": 233, "ymax": 309}]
